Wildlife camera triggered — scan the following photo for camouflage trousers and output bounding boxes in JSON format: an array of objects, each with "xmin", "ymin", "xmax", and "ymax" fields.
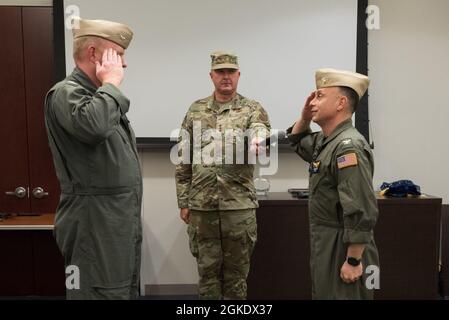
[{"xmin": 188, "ymin": 209, "xmax": 257, "ymax": 300}]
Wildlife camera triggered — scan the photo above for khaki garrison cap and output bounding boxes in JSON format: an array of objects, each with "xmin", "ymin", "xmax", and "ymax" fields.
[
  {"xmin": 211, "ymin": 51, "xmax": 239, "ymax": 70},
  {"xmin": 315, "ymin": 68, "xmax": 370, "ymax": 100},
  {"xmin": 72, "ymin": 17, "xmax": 133, "ymax": 49}
]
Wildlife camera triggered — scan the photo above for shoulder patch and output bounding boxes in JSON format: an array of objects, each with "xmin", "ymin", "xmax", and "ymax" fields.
[
  {"xmin": 337, "ymin": 152, "xmax": 358, "ymax": 170},
  {"xmin": 341, "ymin": 138, "xmax": 352, "ymax": 145}
]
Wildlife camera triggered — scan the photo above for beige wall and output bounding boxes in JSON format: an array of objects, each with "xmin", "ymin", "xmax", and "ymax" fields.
[
  {"xmin": 0, "ymin": 0, "xmax": 51, "ymax": 6},
  {"xmin": 368, "ymin": 0, "xmax": 449, "ymax": 202}
]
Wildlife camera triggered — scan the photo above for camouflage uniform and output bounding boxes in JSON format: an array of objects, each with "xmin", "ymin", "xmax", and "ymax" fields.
[{"xmin": 176, "ymin": 93, "xmax": 270, "ymax": 299}]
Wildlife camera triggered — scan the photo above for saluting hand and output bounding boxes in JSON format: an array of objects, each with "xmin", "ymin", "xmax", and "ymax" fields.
[
  {"xmin": 291, "ymin": 91, "xmax": 316, "ymax": 135},
  {"xmin": 301, "ymin": 91, "xmax": 316, "ymax": 122},
  {"xmin": 96, "ymin": 48, "xmax": 124, "ymax": 87}
]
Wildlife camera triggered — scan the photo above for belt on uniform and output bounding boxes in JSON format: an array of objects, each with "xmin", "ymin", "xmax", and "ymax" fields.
[
  {"xmin": 60, "ymin": 185, "xmax": 138, "ymax": 195},
  {"xmin": 312, "ymin": 218, "xmax": 344, "ymax": 229}
]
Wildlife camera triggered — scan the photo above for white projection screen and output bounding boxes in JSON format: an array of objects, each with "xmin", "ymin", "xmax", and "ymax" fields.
[{"xmin": 63, "ymin": 0, "xmax": 359, "ymax": 139}]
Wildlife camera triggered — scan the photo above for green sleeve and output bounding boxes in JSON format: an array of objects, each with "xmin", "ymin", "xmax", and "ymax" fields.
[
  {"xmin": 248, "ymin": 103, "xmax": 271, "ymax": 139},
  {"xmin": 286, "ymin": 124, "xmax": 317, "ymax": 163},
  {"xmin": 175, "ymin": 111, "xmax": 193, "ymax": 208},
  {"xmin": 50, "ymin": 83, "xmax": 128, "ymax": 145},
  {"xmin": 334, "ymin": 142, "xmax": 378, "ymax": 244}
]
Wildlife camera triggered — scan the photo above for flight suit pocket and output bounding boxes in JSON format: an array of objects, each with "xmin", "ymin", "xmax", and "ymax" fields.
[
  {"xmin": 309, "ymin": 170, "xmax": 326, "ymax": 196},
  {"xmin": 87, "ymin": 192, "xmax": 137, "ymax": 288},
  {"xmin": 309, "ymin": 156, "xmax": 333, "ymax": 196}
]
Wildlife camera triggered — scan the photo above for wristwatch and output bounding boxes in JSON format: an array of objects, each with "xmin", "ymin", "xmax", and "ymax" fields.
[{"xmin": 347, "ymin": 257, "xmax": 361, "ymax": 267}]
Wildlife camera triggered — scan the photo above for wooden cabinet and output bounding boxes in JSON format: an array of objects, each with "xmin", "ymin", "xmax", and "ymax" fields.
[
  {"xmin": 0, "ymin": 214, "xmax": 65, "ymax": 296},
  {"xmin": 0, "ymin": 193, "xmax": 443, "ymax": 298},
  {"xmin": 248, "ymin": 193, "xmax": 442, "ymax": 300},
  {"xmin": 248, "ymin": 193, "xmax": 311, "ymax": 299},
  {"xmin": 0, "ymin": 6, "xmax": 60, "ymax": 214},
  {"xmin": 440, "ymin": 205, "xmax": 449, "ymax": 296}
]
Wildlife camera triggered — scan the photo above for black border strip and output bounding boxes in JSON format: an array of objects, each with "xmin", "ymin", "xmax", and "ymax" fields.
[
  {"xmin": 355, "ymin": 0, "xmax": 370, "ymax": 144},
  {"xmin": 53, "ymin": 0, "xmax": 66, "ymax": 83},
  {"xmin": 53, "ymin": 0, "xmax": 369, "ymax": 150}
]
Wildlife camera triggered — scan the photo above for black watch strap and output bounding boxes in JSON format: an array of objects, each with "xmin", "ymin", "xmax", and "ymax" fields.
[{"xmin": 347, "ymin": 257, "xmax": 361, "ymax": 267}]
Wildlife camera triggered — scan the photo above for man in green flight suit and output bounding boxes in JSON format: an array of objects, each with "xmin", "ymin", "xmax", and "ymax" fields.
[
  {"xmin": 175, "ymin": 52, "xmax": 271, "ymax": 299},
  {"xmin": 44, "ymin": 18, "xmax": 142, "ymax": 299},
  {"xmin": 287, "ymin": 68, "xmax": 380, "ymax": 299}
]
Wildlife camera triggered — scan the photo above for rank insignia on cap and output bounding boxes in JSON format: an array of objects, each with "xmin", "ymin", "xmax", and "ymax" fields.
[
  {"xmin": 337, "ymin": 153, "xmax": 358, "ymax": 170},
  {"xmin": 315, "ymin": 68, "xmax": 370, "ymax": 100},
  {"xmin": 72, "ymin": 18, "xmax": 134, "ymax": 49}
]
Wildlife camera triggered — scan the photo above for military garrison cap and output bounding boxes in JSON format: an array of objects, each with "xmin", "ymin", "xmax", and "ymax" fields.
[
  {"xmin": 315, "ymin": 68, "xmax": 370, "ymax": 100},
  {"xmin": 210, "ymin": 51, "xmax": 239, "ymax": 70},
  {"xmin": 72, "ymin": 17, "xmax": 133, "ymax": 49}
]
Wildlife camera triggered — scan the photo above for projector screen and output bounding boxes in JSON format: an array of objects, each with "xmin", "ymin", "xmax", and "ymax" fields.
[{"xmin": 63, "ymin": 0, "xmax": 359, "ymax": 139}]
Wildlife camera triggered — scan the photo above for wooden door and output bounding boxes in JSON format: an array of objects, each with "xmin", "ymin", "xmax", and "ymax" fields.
[
  {"xmin": 0, "ymin": 7, "xmax": 31, "ymax": 213},
  {"xmin": 0, "ymin": 6, "xmax": 59, "ymax": 214},
  {"xmin": 23, "ymin": 7, "xmax": 60, "ymax": 213}
]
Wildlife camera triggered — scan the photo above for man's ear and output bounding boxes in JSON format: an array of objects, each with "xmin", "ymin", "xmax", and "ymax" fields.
[
  {"xmin": 336, "ymin": 95, "xmax": 347, "ymax": 112},
  {"xmin": 87, "ymin": 45, "xmax": 97, "ymax": 64}
]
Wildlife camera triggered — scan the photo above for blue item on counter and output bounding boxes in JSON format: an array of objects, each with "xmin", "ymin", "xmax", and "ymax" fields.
[{"xmin": 380, "ymin": 180, "xmax": 421, "ymax": 197}]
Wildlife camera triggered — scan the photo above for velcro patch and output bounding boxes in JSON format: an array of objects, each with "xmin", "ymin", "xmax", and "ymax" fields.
[{"xmin": 337, "ymin": 153, "xmax": 358, "ymax": 169}]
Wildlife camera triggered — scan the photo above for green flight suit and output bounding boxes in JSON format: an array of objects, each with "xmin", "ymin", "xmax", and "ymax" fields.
[
  {"xmin": 175, "ymin": 94, "xmax": 270, "ymax": 299},
  {"xmin": 44, "ymin": 67, "xmax": 143, "ymax": 300},
  {"xmin": 287, "ymin": 119, "xmax": 379, "ymax": 300}
]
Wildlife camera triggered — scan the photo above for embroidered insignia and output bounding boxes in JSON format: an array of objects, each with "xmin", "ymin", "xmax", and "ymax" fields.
[
  {"xmin": 337, "ymin": 153, "xmax": 358, "ymax": 170},
  {"xmin": 309, "ymin": 161, "xmax": 321, "ymax": 174}
]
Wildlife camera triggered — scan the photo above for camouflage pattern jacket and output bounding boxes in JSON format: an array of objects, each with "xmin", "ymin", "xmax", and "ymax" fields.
[{"xmin": 175, "ymin": 93, "xmax": 270, "ymax": 211}]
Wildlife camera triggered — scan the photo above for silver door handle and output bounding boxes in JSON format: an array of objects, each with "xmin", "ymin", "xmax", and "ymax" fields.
[
  {"xmin": 5, "ymin": 187, "xmax": 27, "ymax": 199},
  {"xmin": 32, "ymin": 187, "xmax": 49, "ymax": 199}
]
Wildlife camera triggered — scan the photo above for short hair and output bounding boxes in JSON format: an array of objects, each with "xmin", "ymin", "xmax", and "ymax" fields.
[
  {"xmin": 338, "ymin": 86, "xmax": 359, "ymax": 113},
  {"xmin": 73, "ymin": 36, "xmax": 103, "ymax": 60}
]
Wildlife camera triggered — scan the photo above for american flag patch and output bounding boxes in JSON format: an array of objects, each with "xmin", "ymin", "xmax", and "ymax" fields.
[{"xmin": 337, "ymin": 153, "xmax": 358, "ymax": 169}]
